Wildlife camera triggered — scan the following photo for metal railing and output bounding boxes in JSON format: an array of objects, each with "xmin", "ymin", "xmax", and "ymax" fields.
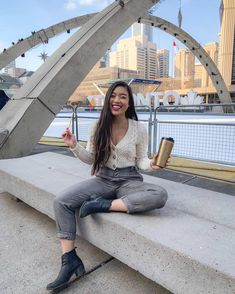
[
  {"xmin": 49, "ymin": 103, "xmax": 235, "ymax": 166},
  {"xmin": 155, "ymin": 103, "xmax": 235, "ymax": 114},
  {"xmin": 153, "ymin": 104, "xmax": 235, "ymax": 165}
]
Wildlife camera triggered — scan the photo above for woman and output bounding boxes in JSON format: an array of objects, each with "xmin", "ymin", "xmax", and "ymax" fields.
[{"xmin": 46, "ymin": 81, "xmax": 168, "ymax": 291}]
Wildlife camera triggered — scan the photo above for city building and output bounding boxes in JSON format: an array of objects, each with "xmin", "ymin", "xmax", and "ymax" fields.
[
  {"xmin": 194, "ymin": 64, "xmax": 202, "ymax": 88},
  {"xmin": 193, "ymin": 42, "xmax": 219, "ymax": 89},
  {"xmin": 131, "ymin": 22, "xmax": 153, "ymax": 42},
  {"xmin": 109, "ymin": 35, "xmax": 157, "ymax": 80},
  {"xmin": 3, "ymin": 60, "xmax": 30, "ymax": 79},
  {"xmin": 167, "ymin": 0, "xmax": 235, "ymax": 103},
  {"xmin": 4, "ymin": 60, "xmax": 16, "ymax": 75},
  {"xmin": 156, "ymin": 49, "xmax": 169, "ymax": 78},
  {"xmin": 7, "ymin": 67, "xmax": 26, "ymax": 78},
  {"xmin": 69, "ymin": 61, "xmax": 139, "ymax": 104},
  {"xmin": 218, "ymin": 0, "xmax": 235, "ymax": 90},
  {"xmin": 200, "ymin": 42, "xmax": 219, "ymax": 88},
  {"xmin": 174, "ymin": 48, "xmax": 195, "ymax": 89},
  {"xmin": 0, "ymin": 73, "xmax": 21, "ymax": 97}
]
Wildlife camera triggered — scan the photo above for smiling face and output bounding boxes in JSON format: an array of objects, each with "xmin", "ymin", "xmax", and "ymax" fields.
[{"xmin": 109, "ymin": 86, "xmax": 129, "ymax": 118}]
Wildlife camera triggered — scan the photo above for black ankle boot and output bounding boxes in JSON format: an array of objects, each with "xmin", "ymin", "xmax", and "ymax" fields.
[
  {"xmin": 79, "ymin": 198, "xmax": 112, "ymax": 218},
  {"xmin": 46, "ymin": 248, "xmax": 85, "ymax": 291}
]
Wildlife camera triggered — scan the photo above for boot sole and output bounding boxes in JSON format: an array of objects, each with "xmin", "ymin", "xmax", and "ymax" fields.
[{"xmin": 46, "ymin": 269, "xmax": 86, "ymax": 291}]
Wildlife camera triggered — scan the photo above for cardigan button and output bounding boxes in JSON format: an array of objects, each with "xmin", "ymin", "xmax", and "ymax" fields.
[
  {"xmin": 113, "ymin": 155, "xmax": 116, "ymax": 159},
  {"xmin": 113, "ymin": 164, "xmax": 116, "ymax": 169}
]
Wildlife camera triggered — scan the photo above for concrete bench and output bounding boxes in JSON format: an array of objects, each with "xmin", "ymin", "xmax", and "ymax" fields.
[{"xmin": 0, "ymin": 152, "xmax": 234, "ymax": 294}]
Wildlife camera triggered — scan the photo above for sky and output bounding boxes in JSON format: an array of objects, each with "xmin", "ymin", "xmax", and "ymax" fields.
[{"xmin": 0, "ymin": 0, "xmax": 221, "ymax": 72}]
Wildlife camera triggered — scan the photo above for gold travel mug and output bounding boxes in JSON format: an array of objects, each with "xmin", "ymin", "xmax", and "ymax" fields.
[{"xmin": 155, "ymin": 137, "xmax": 174, "ymax": 168}]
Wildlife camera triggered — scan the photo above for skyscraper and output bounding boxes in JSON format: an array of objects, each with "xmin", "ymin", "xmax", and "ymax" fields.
[
  {"xmin": 218, "ymin": 0, "xmax": 235, "ymax": 86},
  {"xmin": 156, "ymin": 49, "xmax": 169, "ymax": 78},
  {"xmin": 131, "ymin": 23, "xmax": 153, "ymax": 42},
  {"xmin": 109, "ymin": 35, "xmax": 157, "ymax": 79},
  {"xmin": 201, "ymin": 42, "xmax": 219, "ymax": 88},
  {"xmin": 174, "ymin": 49, "xmax": 195, "ymax": 89}
]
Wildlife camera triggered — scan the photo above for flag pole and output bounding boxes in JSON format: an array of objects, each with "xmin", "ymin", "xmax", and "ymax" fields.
[{"xmin": 172, "ymin": 41, "xmax": 177, "ymax": 89}]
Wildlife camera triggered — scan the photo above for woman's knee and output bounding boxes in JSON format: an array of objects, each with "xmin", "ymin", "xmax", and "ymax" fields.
[
  {"xmin": 158, "ymin": 187, "xmax": 168, "ymax": 208},
  {"xmin": 149, "ymin": 186, "xmax": 168, "ymax": 209},
  {"xmin": 54, "ymin": 188, "xmax": 89, "ymax": 211},
  {"xmin": 125, "ymin": 186, "xmax": 168, "ymax": 213},
  {"xmin": 54, "ymin": 190, "xmax": 70, "ymax": 209}
]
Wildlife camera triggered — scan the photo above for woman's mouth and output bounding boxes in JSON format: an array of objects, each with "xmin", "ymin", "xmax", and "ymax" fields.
[{"xmin": 112, "ymin": 104, "xmax": 122, "ymax": 111}]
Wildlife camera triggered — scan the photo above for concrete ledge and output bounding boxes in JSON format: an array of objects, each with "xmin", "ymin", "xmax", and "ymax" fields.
[
  {"xmin": 0, "ymin": 152, "xmax": 235, "ymax": 294},
  {"xmin": 0, "ymin": 192, "xmax": 169, "ymax": 294}
]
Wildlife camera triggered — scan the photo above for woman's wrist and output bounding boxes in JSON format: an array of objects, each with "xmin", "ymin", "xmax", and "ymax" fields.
[
  {"xmin": 150, "ymin": 159, "xmax": 162, "ymax": 171},
  {"xmin": 70, "ymin": 141, "xmax": 77, "ymax": 150}
]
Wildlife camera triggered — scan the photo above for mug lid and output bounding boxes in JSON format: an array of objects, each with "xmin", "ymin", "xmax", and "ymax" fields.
[{"xmin": 162, "ymin": 137, "xmax": 174, "ymax": 142}]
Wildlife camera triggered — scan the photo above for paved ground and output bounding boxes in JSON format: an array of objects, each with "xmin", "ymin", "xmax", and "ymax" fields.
[{"xmin": 0, "ymin": 191, "xmax": 170, "ymax": 294}]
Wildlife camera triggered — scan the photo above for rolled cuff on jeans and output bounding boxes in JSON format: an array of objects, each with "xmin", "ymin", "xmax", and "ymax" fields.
[
  {"xmin": 121, "ymin": 196, "xmax": 134, "ymax": 214},
  {"xmin": 57, "ymin": 231, "xmax": 76, "ymax": 240}
]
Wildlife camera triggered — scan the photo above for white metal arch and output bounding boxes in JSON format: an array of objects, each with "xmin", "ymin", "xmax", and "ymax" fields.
[
  {"xmin": 0, "ymin": 13, "xmax": 96, "ymax": 70},
  {"xmin": 0, "ymin": 12, "xmax": 230, "ymax": 105},
  {"xmin": 0, "ymin": 3, "xmax": 232, "ymax": 159},
  {"xmin": 141, "ymin": 14, "xmax": 232, "ymax": 104},
  {"xmin": 0, "ymin": 0, "xmax": 158, "ymax": 159}
]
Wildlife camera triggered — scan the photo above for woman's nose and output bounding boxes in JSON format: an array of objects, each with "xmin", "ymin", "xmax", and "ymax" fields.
[{"xmin": 113, "ymin": 95, "xmax": 121, "ymax": 101}]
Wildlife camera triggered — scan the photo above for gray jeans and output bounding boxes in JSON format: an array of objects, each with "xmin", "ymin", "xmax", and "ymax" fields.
[{"xmin": 54, "ymin": 166, "xmax": 168, "ymax": 240}]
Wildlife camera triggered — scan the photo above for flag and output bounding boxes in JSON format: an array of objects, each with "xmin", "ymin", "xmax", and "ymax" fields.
[
  {"xmin": 87, "ymin": 96, "xmax": 95, "ymax": 109},
  {"xmin": 89, "ymin": 97, "xmax": 95, "ymax": 108},
  {"xmin": 173, "ymin": 41, "xmax": 178, "ymax": 53}
]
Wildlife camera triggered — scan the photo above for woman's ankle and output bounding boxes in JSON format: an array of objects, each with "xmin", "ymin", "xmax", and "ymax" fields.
[
  {"xmin": 110, "ymin": 199, "xmax": 128, "ymax": 212},
  {"xmin": 60, "ymin": 239, "xmax": 75, "ymax": 254}
]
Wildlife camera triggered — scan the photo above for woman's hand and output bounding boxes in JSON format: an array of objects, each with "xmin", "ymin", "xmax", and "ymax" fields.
[
  {"xmin": 61, "ymin": 128, "xmax": 77, "ymax": 149},
  {"xmin": 150, "ymin": 154, "xmax": 171, "ymax": 170}
]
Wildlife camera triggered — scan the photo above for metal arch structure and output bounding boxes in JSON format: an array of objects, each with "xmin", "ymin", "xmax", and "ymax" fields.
[
  {"xmin": 141, "ymin": 14, "xmax": 232, "ymax": 104},
  {"xmin": 0, "ymin": 1, "xmax": 232, "ymax": 159},
  {"xmin": 0, "ymin": 0, "xmax": 159, "ymax": 159},
  {"xmin": 0, "ymin": 11, "xmax": 231, "ymax": 105},
  {"xmin": 0, "ymin": 13, "xmax": 96, "ymax": 70}
]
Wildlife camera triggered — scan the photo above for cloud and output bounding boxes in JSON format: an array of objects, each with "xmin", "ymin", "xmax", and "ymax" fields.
[
  {"xmin": 64, "ymin": 0, "xmax": 78, "ymax": 11},
  {"xmin": 64, "ymin": 0, "xmax": 113, "ymax": 11},
  {"xmin": 79, "ymin": 0, "xmax": 112, "ymax": 7},
  {"xmin": 79, "ymin": 0, "xmax": 96, "ymax": 5}
]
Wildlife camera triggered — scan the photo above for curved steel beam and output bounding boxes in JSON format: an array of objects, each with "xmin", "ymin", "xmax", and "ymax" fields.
[
  {"xmin": 0, "ymin": 0, "xmax": 158, "ymax": 159},
  {"xmin": 0, "ymin": 13, "xmax": 96, "ymax": 70},
  {"xmin": 0, "ymin": 9, "xmax": 232, "ymax": 103},
  {"xmin": 1, "ymin": 11, "xmax": 230, "ymax": 105},
  {"xmin": 0, "ymin": 5, "xmax": 231, "ymax": 159},
  {"xmin": 141, "ymin": 14, "xmax": 232, "ymax": 104}
]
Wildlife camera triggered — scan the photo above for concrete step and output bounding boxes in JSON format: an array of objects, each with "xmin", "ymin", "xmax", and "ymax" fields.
[
  {"xmin": 0, "ymin": 152, "xmax": 234, "ymax": 294},
  {"xmin": 0, "ymin": 192, "xmax": 168, "ymax": 294}
]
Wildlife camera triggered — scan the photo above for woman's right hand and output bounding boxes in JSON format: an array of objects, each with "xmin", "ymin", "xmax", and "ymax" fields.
[{"xmin": 62, "ymin": 128, "xmax": 77, "ymax": 149}]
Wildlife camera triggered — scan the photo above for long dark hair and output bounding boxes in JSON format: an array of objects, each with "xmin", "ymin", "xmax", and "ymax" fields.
[{"xmin": 91, "ymin": 81, "xmax": 138, "ymax": 175}]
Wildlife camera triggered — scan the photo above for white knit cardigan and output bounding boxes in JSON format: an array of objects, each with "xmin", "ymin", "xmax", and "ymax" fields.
[{"xmin": 71, "ymin": 119, "xmax": 152, "ymax": 171}]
